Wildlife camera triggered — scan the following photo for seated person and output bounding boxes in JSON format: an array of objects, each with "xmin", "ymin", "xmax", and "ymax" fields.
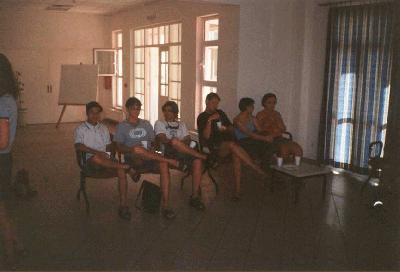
[
  {"xmin": 155, "ymin": 101, "xmax": 207, "ymax": 211},
  {"xmin": 256, "ymin": 93, "xmax": 303, "ymax": 162},
  {"xmin": 197, "ymin": 93, "xmax": 267, "ymax": 201},
  {"xmin": 233, "ymin": 97, "xmax": 275, "ymax": 169},
  {"xmin": 74, "ymin": 101, "xmax": 135, "ymax": 220},
  {"xmin": 114, "ymin": 97, "xmax": 180, "ymax": 220}
]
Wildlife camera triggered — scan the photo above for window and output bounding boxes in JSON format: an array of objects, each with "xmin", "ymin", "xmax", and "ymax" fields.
[
  {"xmin": 200, "ymin": 16, "xmax": 219, "ymax": 111},
  {"xmin": 113, "ymin": 31, "xmax": 123, "ymax": 109},
  {"xmin": 132, "ymin": 23, "xmax": 182, "ymax": 122}
]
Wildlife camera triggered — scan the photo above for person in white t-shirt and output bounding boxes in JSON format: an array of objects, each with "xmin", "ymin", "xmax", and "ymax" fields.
[
  {"xmin": 155, "ymin": 101, "xmax": 208, "ymax": 211},
  {"xmin": 74, "ymin": 101, "xmax": 137, "ymax": 220}
]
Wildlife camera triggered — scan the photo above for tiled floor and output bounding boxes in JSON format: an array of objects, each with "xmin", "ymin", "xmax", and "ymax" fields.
[{"xmin": 1, "ymin": 123, "xmax": 399, "ymax": 270}]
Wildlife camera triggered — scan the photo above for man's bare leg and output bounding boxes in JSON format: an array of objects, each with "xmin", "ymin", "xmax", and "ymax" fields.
[
  {"xmin": 170, "ymin": 138, "xmax": 207, "ymax": 160},
  {"xmin": 159, "ymin": 162, "xmax": 176, "ymax": 219},
  {"xmin": 90, "ymin": 153, "xmax": 129, "ymax": 169},
  {"xmin": 191, "ymin": 159, "xmax": 202, "ymax": 197},
  {"xmin": 116, "ymin": 168, "xmax": 128, "ymax": 207},
  {"xmin": 232, "ymin": 153, "xmax": 242, "ymax": 199},
  {"xmin": 226, "ymin": 142, "xmax": 266, "ymax": 176},
  {"xmin": 132, "ymin": 146, "xmax": 179, "ymax": 168}
]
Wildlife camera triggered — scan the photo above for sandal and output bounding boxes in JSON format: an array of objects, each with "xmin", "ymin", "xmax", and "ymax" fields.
[
  {"xmin": 118, "ymin": 206, "xmax": 131, "ymax": 220},
  {"xmin": 161, "ymin": 208, "xmax": 176, "ymax": 220}
]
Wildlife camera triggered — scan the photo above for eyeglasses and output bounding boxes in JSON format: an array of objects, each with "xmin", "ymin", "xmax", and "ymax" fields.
[{"xmin": 129, "ymin": 107, "xmax": 141, "ymax": 111}]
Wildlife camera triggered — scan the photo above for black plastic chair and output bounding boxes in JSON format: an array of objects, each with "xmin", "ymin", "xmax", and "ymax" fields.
[
  {"xmin": 361, "ymin": 140, "xmax": 384, "ymax": 193},
  {"xmin": 75, "ymin": 144, "xmax": 119, "ymax": 214}
]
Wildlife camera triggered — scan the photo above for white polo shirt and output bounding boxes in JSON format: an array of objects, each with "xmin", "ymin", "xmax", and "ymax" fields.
[
  {"xmin": 74, "ymin": 122, "xmax": 111, "ymax": 159},
  {"xmin": 154, "ymin": 120, "xmax": 189, "ymax": 140}
]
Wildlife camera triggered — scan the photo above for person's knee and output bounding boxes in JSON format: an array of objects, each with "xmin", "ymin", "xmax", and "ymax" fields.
[
  {"xmin": 159, "ymin": 161, "xmax": 169, "ymax": 172},
  {"xmin": 170, "ymin": 138, "xmax": 179, "ymax": 146}
]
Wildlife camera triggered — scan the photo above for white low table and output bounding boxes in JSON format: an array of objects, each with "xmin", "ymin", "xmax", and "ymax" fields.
[{"xmin": 270, "ymin": 162, "xmax": 332, "ymax": 203}]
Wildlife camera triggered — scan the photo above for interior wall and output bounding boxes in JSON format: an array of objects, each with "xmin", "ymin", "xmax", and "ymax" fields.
[
  {"xmin": 0, "ymin": 9, "xmax": 109, "ymax": 124},
  {"xmin": 199, "ymin": 0, "xmax": 328, "ymax": 159},
  {"xmin": 105, "ymin": 0, "xmax": 240, "ymax": 128}
]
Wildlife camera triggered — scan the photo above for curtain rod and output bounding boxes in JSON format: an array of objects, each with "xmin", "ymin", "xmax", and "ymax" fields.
[{"xmin": 319, "ymin": 0, "xmax": 393, "ymax": 7}]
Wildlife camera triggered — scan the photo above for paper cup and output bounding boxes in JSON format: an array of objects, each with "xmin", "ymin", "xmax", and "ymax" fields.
[
  {"xmin": 295, "ymin": 156, "xmax": 301, "ymax": 166},
  {"xmin": 277, "ymin": 157, "xmax": 283, "ymax": 167},
  {"xmin": 141, "ymin": 141, "xmax": 148, "ymax": 149},
  {"xmin": 216, "ymin": 121, "xmax": 222, "ymax": 129},
  {"xmin": 189, "ymin": 140, "xmax": 197, "ymax": 149}
]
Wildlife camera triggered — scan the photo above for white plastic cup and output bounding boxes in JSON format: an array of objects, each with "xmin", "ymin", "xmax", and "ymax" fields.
[
  {"xmin": 277, "ymin": 157, "xmax": 283, "ymax": 167},
  {"xmin": 295, "ymin": 156, "xmax": 301, "ymax": 166},
  {"xmin": 141, "ymin": 140, "xmax": 148, "ymax": 149},
  {"xmin": 216, "ymin": 121, "xmax": 222, "ymax": 129},
  {"xmin": 189, "ymin": 140, "xmax": 197, "ymax": 149}
]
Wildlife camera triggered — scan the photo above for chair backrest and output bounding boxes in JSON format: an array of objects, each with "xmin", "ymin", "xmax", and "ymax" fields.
[
  {"xmin": 369, "ymin": 141, "xmax": 383, "ymax": 159},
  {"xmin": 75, "ymin": 149, "xmax": 87, "ymax": 170}
]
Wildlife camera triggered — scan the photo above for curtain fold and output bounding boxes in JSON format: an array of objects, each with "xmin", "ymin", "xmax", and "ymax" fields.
[{"xmin": 319, "ymin": 3, "xmax": 393, "ymax": 173}]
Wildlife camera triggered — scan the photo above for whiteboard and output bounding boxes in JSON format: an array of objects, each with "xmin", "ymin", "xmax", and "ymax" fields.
[{"xmin": 58, "ymin": 64, "xmax": 98, "ymax": 105}]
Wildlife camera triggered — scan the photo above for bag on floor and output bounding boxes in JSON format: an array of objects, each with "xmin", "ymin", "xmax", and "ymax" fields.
[{"xmin": 135, "ymin": 180, "xmax": 161, "ymax": 213}]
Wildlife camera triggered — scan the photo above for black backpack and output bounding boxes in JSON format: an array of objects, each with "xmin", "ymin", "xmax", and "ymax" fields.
[{"xmin": 135, "ymin": 180, "xmax": 161, "ymax": 213}]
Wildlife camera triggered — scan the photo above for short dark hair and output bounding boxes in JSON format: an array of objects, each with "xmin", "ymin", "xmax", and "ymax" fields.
[
  {"xmin": 162, "ymin": 101, "xmax": 179, "ymax": 114},
  {"xmin": 86, "ymin": 101, "xmax": 103, "ymax": 115},
  {"xmin": 205, "ymin": 92, "xmax": 221, "ymax": 102},
  {"xmin": 238, "ymin": 97, "xmax": 255, "ymax": 112},
  {"xmin": 261, "ymin": 93, "xmax": 277, "ymax": 107},
  {"xmin": 125, "ymin": 97, "xmax": 142, "ymax": 109}
]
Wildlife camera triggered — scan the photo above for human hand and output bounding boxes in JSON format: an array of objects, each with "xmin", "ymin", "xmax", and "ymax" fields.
[{"xmin": 264, "ymin": 135, "xmax": 274, "ymax": 143}]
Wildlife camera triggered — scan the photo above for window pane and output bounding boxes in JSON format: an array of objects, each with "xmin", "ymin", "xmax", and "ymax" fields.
[
  {"xmin": 161, "ymin": 64, "xmax": 168, "ymax": 84},
  {"xmin": 205, "ymin": 18, "xmax": 219, "ymax": 41},
  {"xmin": 117, "ymin": 49, "xmax": 123, "ymax": 76},
  {"xmin": 152, "ymin": 27, "xmax": 159, "ymax": 45},
  {"xmin": 170, "ymin": 46, "xmax": 181, "ymax": 63},
  {"xmin": 170, "ymin": 64, "xmax": 181, "ymax": 82},
  {"xmin": 134, "ymin": 48, "xmax": 144, "ymax": 63},
  {"xmin": 161, "ymin": 51, "xmax": 168, "ymax": 63},
  {"xmin": 170, "ymin": 23, "xmax": 179, "ymax": 43},
  {"xmin": 117, "ymin": 77, "xmax": 123, "ymax": 108},
  {"xmin": 117, "ymin": 32, "xmax": 123, "ymax": 47},
  {"xmin": 202, "ymin": 86, "xmax": 217, "ymax": 110},
  {"xmin": 161, "ymin": 84, "xmax": 168, "ymax": 97},
  {"xmin": 165, "ymin": 25, "xmax": 169, "ymax": 43},
  {"xmin": 169, "ymin": 82, "xmax": 180, "ymax": 100},
  {"xmin": 159, "ymin": 26, "xmax": 165, "ymax": 44},
  {"xmin": 135, "ymin": 29, "xmax": 144, "ymax": 46},
  {"xmin": 135, "ymin": 79, "xmax": 144, "ymax": 93},
  {"xmin": 135, "ymin": 64, "xmax": 144, "ymax": 78},
  {"xmin": 145, "ymin": 28, "xmax": 153, "ymax": 45},
  {"xmin": 178, "ymin": 23, "xmax": 182, "ymax": 42},
  {"xmin": 204, "ymin": 46, "xmax": 218, "ymax": 81}
]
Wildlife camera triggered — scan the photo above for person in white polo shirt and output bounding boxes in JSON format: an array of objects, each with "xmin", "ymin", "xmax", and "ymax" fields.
[
  {"xmin": 155, "ymin": 101, "xmax": 208, "ymax": 211},
  {"xmin": 74, "ymin": 101, "xmax": 135, "ymax": 220}
]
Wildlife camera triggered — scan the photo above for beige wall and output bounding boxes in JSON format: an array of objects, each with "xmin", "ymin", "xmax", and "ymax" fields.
[
  {"xmin": 105, "ymin": 0, "xmax": 240, "ymax": 129},
  {"xmin": 198, "ymin": 0, "xmax": 328, "ymax": 159},
  {"xmin": 0, "ymin": 9, "xmax": 109, "ymax": 124}
]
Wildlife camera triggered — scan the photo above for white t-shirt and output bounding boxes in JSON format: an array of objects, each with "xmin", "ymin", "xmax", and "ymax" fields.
[
  {"xmin": 74, "ymin": 122, "xmax": 111, "ymax": 159},
  {"xmin": 154, "ymin": 120, "xmax": 189, "ymax": 140}
]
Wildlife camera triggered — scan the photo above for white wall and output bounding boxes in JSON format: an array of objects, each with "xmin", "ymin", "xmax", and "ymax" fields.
[
  {"xmin": 0, "ymin": 9, "xmax": 110, "ymax": 124},
  {"xmin": 200, "ymin": 0, "xmax": 328, "ymax": 159}
]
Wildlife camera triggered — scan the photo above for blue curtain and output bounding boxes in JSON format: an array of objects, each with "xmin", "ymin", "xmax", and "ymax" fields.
[{"xmin": 319, "ymin": 3, "xmax": 393, "ymax": 173}]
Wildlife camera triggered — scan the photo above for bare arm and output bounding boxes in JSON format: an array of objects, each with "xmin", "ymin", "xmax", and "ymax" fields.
[
  {"xmin": 0, "ymin": 119, "xmax": 9, "ymax": 150},
  {"xmin": 155, "ymin": 133, "xmax": 171, "ymax": 145},
  {"xmin": 234, "ymin": 117, "xmax": 272, "ymax": 142},
  {"xmin": 116, "ymin": 142, "xmax": 133, "ymax": 154},
  {"xmin": 74, "ymin": 143, "xmax": 104, "ymax": 155},
  {"xmin": 202, "ymin": 113, "xmax": 220, "ymax": 140}
]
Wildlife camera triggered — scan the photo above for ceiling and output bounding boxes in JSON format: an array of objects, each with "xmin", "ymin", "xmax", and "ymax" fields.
[{"xmin": 0, "ymin": 0, "xmax": 166, "ymax": 15}]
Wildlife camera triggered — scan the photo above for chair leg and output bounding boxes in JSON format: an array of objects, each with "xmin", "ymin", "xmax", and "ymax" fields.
[
  {"xmin": 78, "ymin": 172, "xmax": 90, "ymax": 214},
  {"xmin": 361, "ymin": 175, "xmax": 372, "ymax": 194}
]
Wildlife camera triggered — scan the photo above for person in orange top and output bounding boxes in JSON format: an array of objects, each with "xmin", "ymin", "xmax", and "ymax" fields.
[{"xmin": 256, "ymin": 93, "xmax": 303, "ymax": 162}]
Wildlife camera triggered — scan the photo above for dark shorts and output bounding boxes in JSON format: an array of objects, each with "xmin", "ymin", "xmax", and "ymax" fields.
[
  {"xmin": 83, "ymin": 156, "xmax": 119, "ymax": 176},
  {"xmin": 238, "ymin": 138, "xmax": 276, "ymax": 158},
  {"xmin": 163, "ymin": 144, "xmax": 195, "ymax": 166},
  {"xmin": 124, "ymin": 154, "xmax": 159, "ymax": 173},
  {"xmin": 0, "ymin": 153, "xmax": 12, "ymax": 200}
]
